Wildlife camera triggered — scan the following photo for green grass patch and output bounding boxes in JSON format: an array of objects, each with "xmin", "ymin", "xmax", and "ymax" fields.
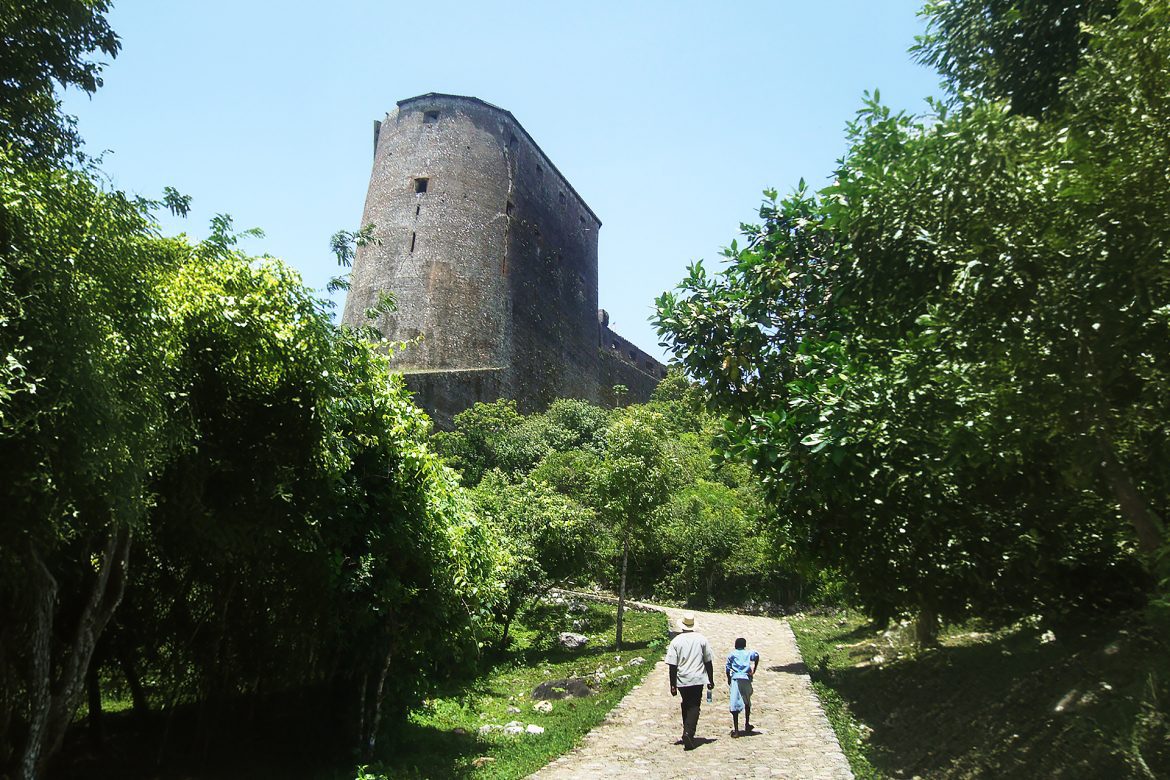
[
  {"xmin": 791, "ymin": 610, "xmax": 1170, "ymax": 779},
  {"xmin": 358, "ymin": 600, "xmax": 668, "ymax": 779}
]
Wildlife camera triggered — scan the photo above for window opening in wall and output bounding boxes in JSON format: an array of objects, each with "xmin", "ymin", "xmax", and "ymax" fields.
[
  {"xmin": 629, "ymin": 351, "xmax": 636, "ymax": 361},
  {"xmin": 414, "ymin": 177, "xmax": 428, "ymax": 193},
  {"xmin": 409, "ymin": 232, "xmax": 416, "ymax": 252},
  {"xmin": 536, "ymin": 164, "xmax": 543, "ymax": 176},
  {"xmin": 423, "ymin": 110, "xmax": 440, "ymax": 124},
  {"xmin": 579, "ymin": 215, "xmax": 586, "ymax": 225},
  {"xmin": 507, "ymin": 134, "xmax": 518, "ymax": 151},
  {"xmin": 611, "ymin": 342, "xmax": 618, "ymax": 349},
  {"xmin": 559, "ymin": 192, "xmax": 566, "ymax": 205},
  {"xmin": 415, "ymin": 205, "xmax": 421, "ymax": 217},
  {"xmin": 506, "ymin": 201, "xmax": 514, "ymax": 216}
]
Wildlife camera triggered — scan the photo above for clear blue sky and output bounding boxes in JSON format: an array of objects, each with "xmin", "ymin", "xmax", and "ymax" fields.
[{"xmin": 64, "ymin": 0, "xmax": 941, "ymax": 358}]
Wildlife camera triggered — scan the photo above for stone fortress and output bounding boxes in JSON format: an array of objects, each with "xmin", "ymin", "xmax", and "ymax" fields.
[{"xmin": 342, "ymin": 93, "xmax": 665, "ymax": 427}]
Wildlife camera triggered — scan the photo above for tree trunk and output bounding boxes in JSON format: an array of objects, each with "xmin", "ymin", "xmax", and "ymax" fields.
[
  {"xmin": 85, "ymin": 661, "xmax": 103, "ymax": 748},
  {"xmin": 116, "ymin": 647, "xmax": 149, "ymax": 718},
  {"xmin": 20, "ymin": 527, "xmax": 132, "ymax": 779},
  {"xmin": 616, "ymin": 536, "xmax": 629, "ymax": 651},
  {"xmin": 1097, "ymin": 433, "xmax": 1166, "ymax": 556},
  {"xmin": 18, "ymin": 545, "xmax": 57, "ymax": 780},
  {"xmin": 915, "ymin": 601, "xmax": 939, "ymax": 648},
  {"xmin": 360, "ymin": 642, "xmax": 394, "ymax": 760}
]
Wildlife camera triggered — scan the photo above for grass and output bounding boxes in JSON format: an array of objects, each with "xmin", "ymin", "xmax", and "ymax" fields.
[
  {"xmin": 790, "ymin": 609, "xmax": 1170, "ymax": 779},
  {"xmin": 357, "ymin": 599, "xmax": 668, "ymax": 779}
]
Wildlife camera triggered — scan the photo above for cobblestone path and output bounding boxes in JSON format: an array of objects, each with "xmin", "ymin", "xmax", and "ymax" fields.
[{"xmin": 530, "ymin": 604, "xmax": 853, "ymax": 779}]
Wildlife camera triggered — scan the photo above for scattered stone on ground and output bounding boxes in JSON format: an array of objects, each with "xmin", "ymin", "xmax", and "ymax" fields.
[
  {"xmin": 532, "ymin": 677, "xmax": 593, "ymax": 700},
  {"xmin": 572, "ymin": 619, "xmax": 588, "ymax": 632},
  {"xmin": 558, "ymin": 631, "xmax": 589, "ymax": 649},
  {"xmin": 567, "ymin": 602, "xmax": 588, "ymax": 614},
  {"xmin": 472, "ymin": 756, "xmax": 495, "ymax": 767},
  {"xmin": 534, "ymin": 700, "xmax": 554, "ymax": 713},
  {"xmin": 526, "ymin": 724, "xmax": 546, "ymax": 734},
  {"xmin": 507, "ymin": 705, "xmax": 521, "ymax": 713},
  {"xmin": 529, "ymin": 604, "xmax": 854, "ymax": 779}
]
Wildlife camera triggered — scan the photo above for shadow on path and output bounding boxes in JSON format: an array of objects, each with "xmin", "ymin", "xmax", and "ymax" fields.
[{"xmin": 768, "ymin": 662, "xmax": 809, "ymax": 675}]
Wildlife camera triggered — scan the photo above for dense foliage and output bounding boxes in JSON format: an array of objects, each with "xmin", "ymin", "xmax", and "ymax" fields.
[
  {"xmin": 0, "ymin": 11, "xmax": 503, "ymax": 772},
  {"xmin": 0, "ymin": 154, "xmax": 504, "ymax": 776},
  {"xmin": 434, "ymin": 377, "xmax": 825, "ymax": 638},
  {"xmin": 656, "ymin": 0, "xmax": 1168, "ymax": 640}
]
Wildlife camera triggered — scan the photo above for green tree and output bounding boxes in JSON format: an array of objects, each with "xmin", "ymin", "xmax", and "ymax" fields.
[
  {"xmin": 595, "ymin": 408, "xmax": 678, "ymax": 649},
  {"xmin": 0, "ymin": 152, "xmax": 184, "ymax": 777},
  {"xmin": 473, "ymin": 472, "xmax": 596, "ymax": 645},
  {"xmin": 0, "ymin": 0, "xmax": 120, "ymax": 161},
  {"xmin": 656, "ymin": 0, "xmax": 1167, "ymax": 640}
]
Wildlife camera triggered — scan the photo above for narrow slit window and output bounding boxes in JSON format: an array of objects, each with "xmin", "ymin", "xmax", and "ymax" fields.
[
  {"xmin": 423, "ymin": 110, "xmax": 440, "ymax": 124},
  {"xmin": 506, "ymin": 201, "xmax": 514, "ymax": 216},
  {"xmin": 414, "ymin": 177, "xmax": 428, "ymax": 193},
  {"xmin": 536, "ymin": 164, "xmax": 543, "ymax": 176},
  {"xmin": 559, "ymin": 192, "xmax": 566, "ymax": 205},
  {"xmin": 579, "ymin": 215, "xmax": 586, "ymax": 225},
  {"xmin": 409, "ymin": 232, "xmax": 416, "ymax": 252},
  {"xmin": 507, "ymin": 134, "xmax": 519, "ymax": 151},
  {"xmin": 415, "ymin": 204, "xmax": 421, "ymax": 216}
]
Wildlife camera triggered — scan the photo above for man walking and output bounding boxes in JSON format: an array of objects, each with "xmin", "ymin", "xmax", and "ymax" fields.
[{"xmin": 665, "ymin": 611, "xmax": 714, "ymax": 750}]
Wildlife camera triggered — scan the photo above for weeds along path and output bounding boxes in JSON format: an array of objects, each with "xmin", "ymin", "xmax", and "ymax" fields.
[{"xmin": 530, "ymin": 604, "xmax": 853, "ymax": 779}]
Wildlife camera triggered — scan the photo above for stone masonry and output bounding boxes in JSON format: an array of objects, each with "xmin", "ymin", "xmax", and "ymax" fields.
[{"xmin": 342, "ymin": 94, "xmax": 664, "ymax": 428}]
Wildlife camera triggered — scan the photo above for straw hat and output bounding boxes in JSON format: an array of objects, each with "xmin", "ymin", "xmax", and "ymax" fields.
[{"xmin": 677, "ymin": 612, "xmax": 697, "ymax": 632}]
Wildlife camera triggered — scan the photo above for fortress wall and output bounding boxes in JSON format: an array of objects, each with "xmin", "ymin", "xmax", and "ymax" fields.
[
  {"xmin": 343, "ymin": 94, "xmax": 664, "ymax": 427},
  {"xmin": 502, "ymin": 111, "xmax": 602, "ymax": 412},
  {"xmin": 342, "ymin": 96, "xmax": 513, "ymax": 373},
  {"xmin": 597, "ymin": 315, "xmax": 666, "ymax": 407},
  {"xmin": 402, "ymin": 369, "xmax": 507, "ymax": 430}
]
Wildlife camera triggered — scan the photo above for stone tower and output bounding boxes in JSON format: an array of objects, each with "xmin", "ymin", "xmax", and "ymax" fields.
[{"xmin": 343, "ymin": 94, "xmax": 663, "ymax": 427}]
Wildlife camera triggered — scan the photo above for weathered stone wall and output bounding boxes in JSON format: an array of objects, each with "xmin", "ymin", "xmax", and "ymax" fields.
[
  {"xmin": 503, "ymin": 108, "xmax": 601, "ymax": 413},
  {"xmin": 343, "ymin": 94, "xmax": 663, "ymax": 427},
  {"xmin": 343, "ymin": 96, "xmax": 513, "ymax": 375}
]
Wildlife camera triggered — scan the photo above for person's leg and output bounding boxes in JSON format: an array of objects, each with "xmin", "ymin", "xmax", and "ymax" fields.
[
  {"xmin": 680, "ymin": 686, "xmax": 702, "ymax": 747},
  {"xmin": 729, "ymin": 678, "xmax": 743, "ymax": 736},
  {"xmin": 739, "ymin": 680, "xmax": 754, "ymax": 731}
]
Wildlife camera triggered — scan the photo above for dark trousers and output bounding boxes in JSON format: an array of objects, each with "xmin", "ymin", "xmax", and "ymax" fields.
[{"xmin": 678, "ymin": 685, "xmax": 704, "ymax": 738}]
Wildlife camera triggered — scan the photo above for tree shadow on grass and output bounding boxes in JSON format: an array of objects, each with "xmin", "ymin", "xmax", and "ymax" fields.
[
  {"xmin": 815, "ymin": 613, "xmax": 1170, "ymax": 779},
  {"xmin": 371, "ymin": 719, "xmax": 485, "ymax": 780}
]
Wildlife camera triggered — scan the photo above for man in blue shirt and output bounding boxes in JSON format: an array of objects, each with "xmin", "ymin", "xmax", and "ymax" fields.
[{"xmin": 725, "ymin": 637, "xmax": 760, "ymax": 737}]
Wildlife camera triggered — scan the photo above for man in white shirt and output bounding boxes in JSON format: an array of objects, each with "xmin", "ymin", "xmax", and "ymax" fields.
[{"xmin": 664, "ymin": 611, "xmax": 714, "ymax": 750}]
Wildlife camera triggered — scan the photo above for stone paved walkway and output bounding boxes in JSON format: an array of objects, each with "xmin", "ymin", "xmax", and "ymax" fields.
[{"xmin": 529, "ymin": 604, "xmax": 853, "ymax": 779}]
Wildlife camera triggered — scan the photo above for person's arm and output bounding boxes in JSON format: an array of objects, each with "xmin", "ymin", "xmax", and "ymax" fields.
[
  {"xmin": 750, "ymin": 652, "xmax": 760, "ymax": 678},
  {"xmin": 705, "ymin": 660, "xmax": 715, "ymax": 689},
  {"xmin": 668, "ymin": 663, "xmax": 678, "ymax": 696},
  {"xmin": 725, "ymin": 654, "xmax": 732, "ymax": 685}
]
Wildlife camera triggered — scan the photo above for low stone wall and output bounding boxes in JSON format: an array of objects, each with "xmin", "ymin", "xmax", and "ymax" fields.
[{"xmin": 548, "ymin": 587, "xmax": 665, "ymax": 615}]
